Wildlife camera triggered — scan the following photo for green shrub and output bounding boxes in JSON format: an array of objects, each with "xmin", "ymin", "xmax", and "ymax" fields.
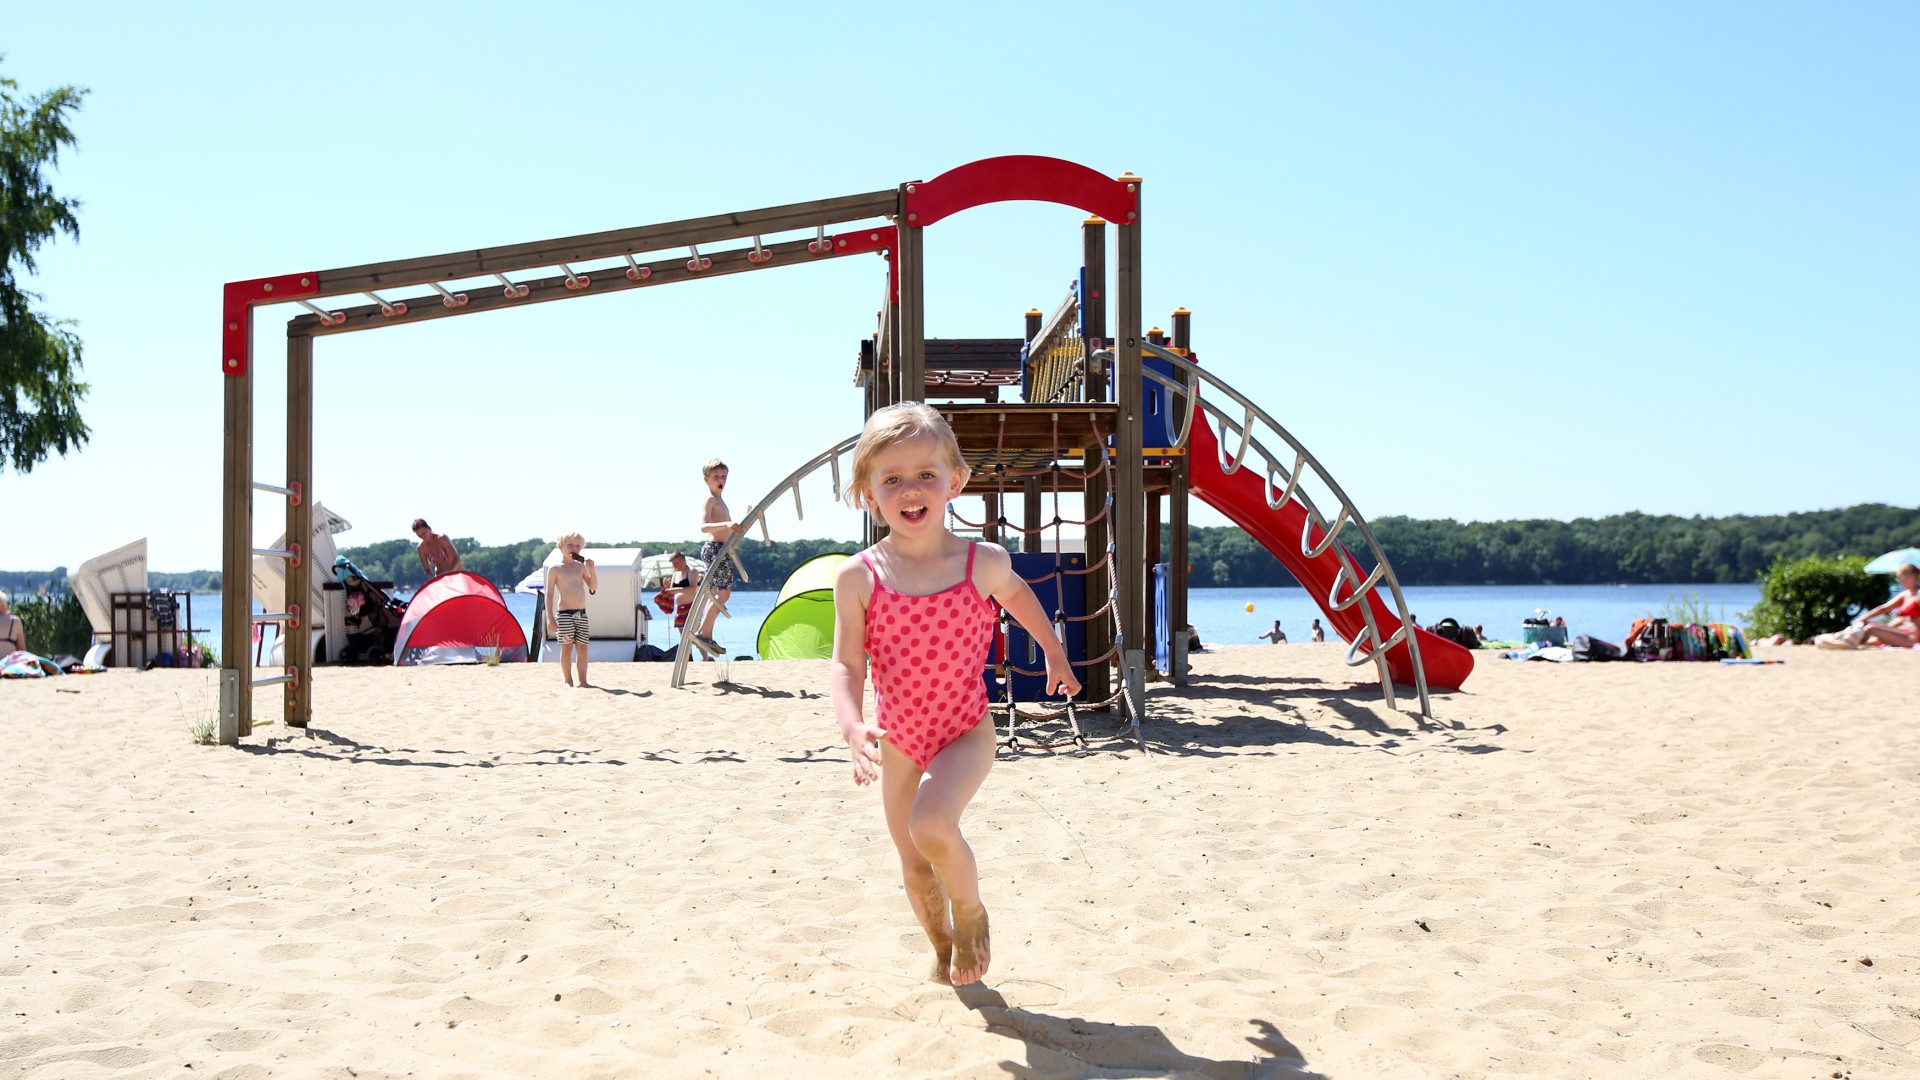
[
  {"xmin": 1743, "ymin": 555, "xmax": 1890, "ymax": 641},
  {"xmin": 12, "ymin": 588, "xmax": 91, "ymax": 658}
]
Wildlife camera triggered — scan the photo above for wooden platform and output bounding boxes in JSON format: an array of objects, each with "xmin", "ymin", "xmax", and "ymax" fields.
[{"xmin": 930, "ymin": 402, "xmax": 1182, "ymax": 494}]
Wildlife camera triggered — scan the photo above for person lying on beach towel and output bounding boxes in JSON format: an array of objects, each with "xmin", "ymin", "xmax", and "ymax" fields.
[{"xmin": 2, "ymin": 651, "xmax": 63, "ymax": 678}]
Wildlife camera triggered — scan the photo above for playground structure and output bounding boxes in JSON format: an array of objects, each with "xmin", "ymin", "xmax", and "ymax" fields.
[{"xmin": 219, "ymin": 154, "xmax": 1472, "ymax": 745}]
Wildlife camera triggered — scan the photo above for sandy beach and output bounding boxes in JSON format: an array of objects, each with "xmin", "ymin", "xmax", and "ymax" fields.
[{"xmin": 3, "ymin": 644, "xmax": 1916, "ymax": 1079}]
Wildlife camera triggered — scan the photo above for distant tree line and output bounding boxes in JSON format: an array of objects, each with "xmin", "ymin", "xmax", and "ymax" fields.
[
  {"xmin": 7, "ymin": 503, "xmax": 1913, "ymax": 596},
  {"xmin": 1181, "ymin": 503, "xmax": 1920, "ymax": 587},
  {"xmin": 333, "ymin": 536, "xmax": 859, "ymax": 593},
  {"xmin": 0, "ymin": 570, "xmax": 219, "ymax": 595}
]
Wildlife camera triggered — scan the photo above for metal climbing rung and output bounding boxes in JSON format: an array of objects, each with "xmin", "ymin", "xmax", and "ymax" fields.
[
  {"xmin": 1346, "ymin": 624, "xmax": 1410, "ymax": 667},
  {"xmin": 1301, "ymin": 506, "xmax": 1352, "ymax": 559},
  {"xmin": 254, "ymin": 611, "xmax": 298, "ymax": 624},
  {"xmin": 252, "ymin": 480, "xmax": 302, "ymax": 504},
  {"xmin": 1327, "ymin": 560, "xmax": 1386, "ymax": 612},
  {"xmin": 252, "ymin": 544, "xmax": 302, "ymax": 568},
  {"xmin": 251, "ymin": 671, "xmax": 296, "ymax": 688},
  {"xmin": 1264, "ymin": 453, "xmax": 1308, "ymax": 510}
]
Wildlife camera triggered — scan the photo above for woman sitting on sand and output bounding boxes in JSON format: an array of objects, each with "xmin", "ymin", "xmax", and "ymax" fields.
[
  {"xmin": 1816, "ymin": 563, "xmax": 1920, "ymax": 649},
  {"xmin": 0, "ymin": 591, "xmax": 23, "ymax": 657}
]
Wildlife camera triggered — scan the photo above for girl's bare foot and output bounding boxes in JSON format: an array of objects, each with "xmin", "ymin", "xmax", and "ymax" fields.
[
  {"xmin": 914, "ymin": 877, "xmax": 955, "ymax": 984},
  {"xmin": 949, "ymin": 902, "xmax": 989, "ymax": 985}
]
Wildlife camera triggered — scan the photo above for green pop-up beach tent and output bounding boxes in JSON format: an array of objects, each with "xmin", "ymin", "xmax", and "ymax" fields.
[{"xmin": 756, "ymin": 553, "xmax": 851, "ymax": 660}]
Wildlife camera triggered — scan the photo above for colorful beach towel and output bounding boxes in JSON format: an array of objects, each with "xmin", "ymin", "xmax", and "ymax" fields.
[{"xmin": 2, "ymin": 651, "xmax": 63, "ymax": 678}]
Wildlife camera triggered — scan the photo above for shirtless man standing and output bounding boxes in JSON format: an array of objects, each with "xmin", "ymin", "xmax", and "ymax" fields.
[
  {"xmin": 544, "ymin": 532, "xmax": 598, "ymax": 687},
  {"xmin": 412, "ymin": 518, "xmax": 463, "ymax": 579}
]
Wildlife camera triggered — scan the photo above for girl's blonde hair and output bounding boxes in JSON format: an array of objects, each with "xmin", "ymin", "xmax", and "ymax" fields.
[
  {"xmin": 556, "ymin": 531, "xmax": 585, "ymax": 547},
  {"xmin": 845, "ymin": 401, "xmax": 969, "ymax": 510}
]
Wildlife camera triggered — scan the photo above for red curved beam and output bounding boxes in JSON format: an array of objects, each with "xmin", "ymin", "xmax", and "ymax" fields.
[{"xmin": 902, "ymin": 156, "xmax": 1136, "ymax": 228}]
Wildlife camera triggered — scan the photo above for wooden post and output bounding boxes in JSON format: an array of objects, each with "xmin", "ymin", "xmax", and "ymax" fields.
[
  {"xmin": 859, "ymin": 336, "xmax": 878, "ymax": 415},
  {"xmin": 1024, "ymin": 307, "xmax": 1042, "ymax": 344},
  {"xmin": 1113, "ymin": 175, "xmax": 1145, "ymax": 710},
  {"xmin": 983, "ymin": 492, "xmax": 1000, "ymax": 545},
  {"xmin": 220, "ymin": 359, "xmax": 252, "ymax": 744},
  {"xmin": 1023, "ymin": 476, "xmax": 1044, "ymax": 555},
  {"xmin": 882, "ymin": 304, "xmax": 901, "ymax": 410},
  {"xmin": 895, "ymin": 199, "xmax": 925, "ymax": 405},
  {"xmin": 285, "ymin": 332, "xmax": 314, "ymax": 729},
  {"xmin": 1081, "ymin": 218, "xmax": 1108, "ymax": 402},
  {"xmin": 868, "ymin": 322, "xmax": 890, "ymax": 548},
  {"xmin": 1170, "ymin": 307, "xmax": 1192, "ymax": 684}
]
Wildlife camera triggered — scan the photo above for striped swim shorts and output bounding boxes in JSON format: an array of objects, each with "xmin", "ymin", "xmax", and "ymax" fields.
[{"xmin": 554, "ymin": 608, "xmax": 590, "ymax": 644}]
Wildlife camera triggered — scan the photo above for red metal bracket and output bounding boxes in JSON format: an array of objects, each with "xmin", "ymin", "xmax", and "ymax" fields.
[
  {"xmin": 287, "ymin": 602, "xmax": 301, "ymax": 631},
  {"xmin": 222, "ymin": 272, "xmax": 322, "ymax": 377},
  {"xmin": 288, "ymin": 542, "xmax": 303, "ymax": 569},
  {"xmin": 829, "ymin": 225, "xmax": 896, "ymax": 257},
  {"xmin": 901, "ymin": 156, "xmax": 1138, "ymax": 229},
  {"xmin": 827, "ymin": 225, "xmax": 899, "ymax": 303}
]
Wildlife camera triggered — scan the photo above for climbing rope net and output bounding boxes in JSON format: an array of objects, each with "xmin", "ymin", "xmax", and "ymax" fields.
[{"xmin": 948, "ymin": 410, "xmax": 1144, "ymax": 756}]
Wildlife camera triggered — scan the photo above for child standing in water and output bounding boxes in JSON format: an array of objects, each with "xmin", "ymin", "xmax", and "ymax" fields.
[{"xmin": 830, "ymin": 403, "xmax": 1080, "ymax": 986}]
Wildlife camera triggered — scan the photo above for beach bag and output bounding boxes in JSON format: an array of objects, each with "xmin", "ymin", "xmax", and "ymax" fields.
[
  {"xmin": 633, "ymin": 642, "xmax": 673, "ymax": 662},
  {"xmin": 1430, "ymin": 618, "xmax": 1480, "ymax": 649},
  {"xmin": 1570, "ymin": 634, "xmax": 1625, "ymax": 662}
]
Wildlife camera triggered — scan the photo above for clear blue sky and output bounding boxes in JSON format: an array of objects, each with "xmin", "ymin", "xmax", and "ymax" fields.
[{"xmin": 3, "ymin": 2, "xmax": 1914, "ymax": 571}]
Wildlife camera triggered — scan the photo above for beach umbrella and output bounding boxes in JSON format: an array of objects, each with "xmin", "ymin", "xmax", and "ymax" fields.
[
  {"xmin": 1863, "ymin": 548, "xmax": 1920, "ymax": 574},
  {"xmin": 637, "ymin": 553, "xmax": 708, "ymax": 588}
]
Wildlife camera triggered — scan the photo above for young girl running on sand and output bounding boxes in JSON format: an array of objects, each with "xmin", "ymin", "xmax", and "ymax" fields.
[{"xmin": 830, "ymin": 402, "xmax": 1081, "ymax": 986}]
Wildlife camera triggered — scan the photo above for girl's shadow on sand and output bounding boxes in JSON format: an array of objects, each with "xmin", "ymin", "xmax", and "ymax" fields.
[{"xmin": 960, "ymin": 987, "xmax": 1326, "ymax": 1079}]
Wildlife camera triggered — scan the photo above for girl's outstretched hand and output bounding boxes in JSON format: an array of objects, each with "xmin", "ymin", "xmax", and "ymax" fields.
[
  {"xmin": 1045, "ymin": 652, "xmax": 1082, "ymax": 698},
  {"xmin": 842, "ymin": 719, "xmax": 887, "ymax": 785}
]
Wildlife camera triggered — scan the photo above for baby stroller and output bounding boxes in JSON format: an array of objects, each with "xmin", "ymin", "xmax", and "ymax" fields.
[{"xmin": 334, "ymin": 556, "xmax": 406, "ymax": 665}]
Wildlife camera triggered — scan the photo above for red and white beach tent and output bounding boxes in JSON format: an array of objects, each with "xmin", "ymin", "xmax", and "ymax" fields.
[{"xmin": 393, "ymin": 572, "xmax": 528, "ymax": 666}]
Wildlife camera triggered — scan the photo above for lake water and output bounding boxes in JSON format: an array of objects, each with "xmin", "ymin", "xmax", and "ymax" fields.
[
  {"xmin": 1186, "ymin": 582, "xmax": 1761, "ymax": 646},
  {"xmin": 190, "ymin": 582, "xmax": 1761, "ymax": 663}
]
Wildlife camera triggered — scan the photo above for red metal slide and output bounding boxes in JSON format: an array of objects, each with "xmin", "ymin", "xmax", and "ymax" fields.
[{"xmin": 1185, "ymin": 412, "xmax": 1475, "ymax": 691}]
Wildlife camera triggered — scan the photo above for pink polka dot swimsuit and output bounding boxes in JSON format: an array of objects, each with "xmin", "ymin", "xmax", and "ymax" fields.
[{"xmin": 859, "ymin": 542, "xmax": 996, "ymax": 770}]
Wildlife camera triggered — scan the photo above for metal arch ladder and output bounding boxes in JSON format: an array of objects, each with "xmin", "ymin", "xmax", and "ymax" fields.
[
  {"xmin": 669, "ymin": 433, "xmax": 865, "ymax": 688},
  {"xmin": 1136, "ymin": 342, "xmax": 1475, "ymax": 716}
]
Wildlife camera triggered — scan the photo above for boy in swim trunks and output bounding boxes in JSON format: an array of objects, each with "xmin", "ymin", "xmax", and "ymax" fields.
[
  {"xmin": 544, "ymin": 531, "xmax": 597, "ymax": 687},
  {"xmin": 829, "ymin": 402, "xmax": 1080, "ymax": 987},
  {"xmin": 694, "ymin": 458, "xmax": 745, "ymax": 656}
]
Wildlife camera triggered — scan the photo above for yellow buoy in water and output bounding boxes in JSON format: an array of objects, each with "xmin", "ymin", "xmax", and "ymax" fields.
[{"xmin": 1244, "ymin": 602, "xmax": 1255, "ymax": 613}]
